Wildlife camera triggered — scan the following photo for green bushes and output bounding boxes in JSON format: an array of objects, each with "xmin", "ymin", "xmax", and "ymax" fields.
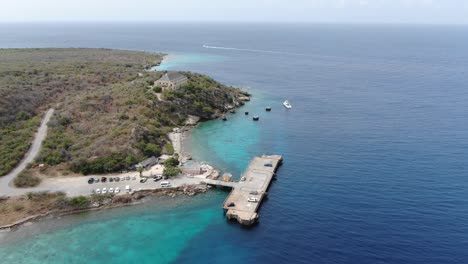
[
  {"xmin": 153, "ymin": 86, "xmax": 162, "ymax": 93},
  {"xmin": 36, "ymin": 120, "xmax": 73, "ymax": 166},
  {"xmin": 13, "ymin": 171, "xmax": 41, "ymax": 188},
  {"xmin": 163, "ymin": 166, "xmax": 182, "ymax": 177},
  {"xmin": 164, "ymin": 157, "xmax": 179, "ymax": 167},
  {"xmin": 163, "ymin": 143, "xmax": 174, "ymax": 155},
  {"xmin": 70, "ymin": 153, "xmax": 136, "ymax": 175},
  {"xmin": 163, "ymin": 156, "xmax": 181, "ymax": 177},
  {"xmin": 69, "ymin": 196, "xmax": 90, "ymax": 208},
  {"xmin": 0, "ymin": 117, "xmax": 40, "ymax": 176},
  {"xmin": 143, "ymin": 143, "xmax": 161, "ymax": 157}
]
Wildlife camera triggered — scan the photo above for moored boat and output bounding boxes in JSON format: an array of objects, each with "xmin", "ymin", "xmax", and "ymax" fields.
[
  {"xmin": 253, "ymin": 116, "xmax": 260, "ymax": 121},
  {"xmin": 245, "ymin": 111, "xmax": 249, "ymax": 115},
  {"xmin": 265, "ymin": 107, "xmax": 272, "ymax": 111},
  {"xmin": 283, "ymin": 100, "xmax": 292, "ymax": 109}
]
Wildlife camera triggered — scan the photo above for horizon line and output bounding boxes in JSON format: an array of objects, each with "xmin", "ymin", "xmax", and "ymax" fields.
[{"xmin": 0, "ymin": 20, "xmax": 468, "ymax": 26}]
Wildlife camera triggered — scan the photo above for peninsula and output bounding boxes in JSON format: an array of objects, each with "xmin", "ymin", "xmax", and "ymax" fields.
[{"xmin": 0, "ymin": 48, "xmax": 251, "ymax": 227}]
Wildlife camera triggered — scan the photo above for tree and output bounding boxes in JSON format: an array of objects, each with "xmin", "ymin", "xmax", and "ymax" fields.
[
  {"xmin": 163, "ymin": 166, "xmax": 181, "ymax": 177},
  {"xmin": 164, "ymin": 157, "xmax": 179, "ymax": 167},
  {"xmin": 137, "ymin": 165, "xmax": 144, "ymax": 177}
]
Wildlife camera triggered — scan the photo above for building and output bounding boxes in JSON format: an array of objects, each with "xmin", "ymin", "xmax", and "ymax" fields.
[
  {"xmin": 155, "ymin": 72, "xmax": 188, "ymax": 90},
  {"xmin": 137, "ymin": 156, "xmax": 159, "ymax": 170}
]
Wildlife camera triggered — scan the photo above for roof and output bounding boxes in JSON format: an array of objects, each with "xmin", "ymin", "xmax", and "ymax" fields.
[
  {"xmin": 158, "ymin": 72, "xmax": 187, "ymax": 82},
  {"xmin": 139, "ymin": 156, "xmax": 158, "ymax": 167}
]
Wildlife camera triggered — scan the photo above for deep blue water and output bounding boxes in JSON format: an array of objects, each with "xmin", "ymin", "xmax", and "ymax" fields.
[{"xmin": 1, "ymin": 23, "xmax": 468, "ymax": 264}]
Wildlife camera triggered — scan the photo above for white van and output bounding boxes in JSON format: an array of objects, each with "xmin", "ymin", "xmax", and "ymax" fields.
[{"xmin": 160, "ymin": 181, "xmax": 172, "ymax": 188}]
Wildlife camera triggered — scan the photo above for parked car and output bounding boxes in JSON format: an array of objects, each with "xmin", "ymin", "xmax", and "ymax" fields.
[
  {"xmin": 102, "ymin": 187, "xmax": 107, "ymax": 194},
  {"xmin": 88, "ymin": 178, "xmax": 94, "ymax": 184},
  {"xmin": 241, "ymin": 177, "xmax": 246, "ymax": 181},
  {"xmin": 264, "ymin": 163, "xmax": 273, "ymax": 167},
  {"xmin": 101, "ymin": 177, "xmax": 107, "ymax": 183},
  {"xmin": 160, "ymin": 181, "xmax": 172, "ymax": 188},
  {"xmin": 115, "ymin": 177, "xmax": 120, "ymax": 182},
  {"xmin": 131, "ymin": 176, "xmax": 136, "ymax": 180},
  {"xmin": 140, "ymin": 178, "xmax": 147, "ymax": 183},
  {"xmin": 94, "ymin": 178, "xmax": 100, "ymax": 183},
  {"xmin": 115, "ymin": 187, "xmax": 120, "ymax": 193},
  {"xmin": 249, "ymin": 190, "xmax": 258, "ymax": 195},
  {"xmin": 96, "ymin": 188, "xmax": 101, "ymax": 194},
  {"xmin": 120, "ymin": 177, "xmax": 125, "ymax": 181},
  {"xmin": 109, "ymin": 188, "xmax": 114, "ymax": 193},
  {"xmin": 109, "ymin": 177, "xmax": 114, "ymax": 182},
  {"xmin": 126, "ymin": 176, "xmax": 130, "ymax": 181}
]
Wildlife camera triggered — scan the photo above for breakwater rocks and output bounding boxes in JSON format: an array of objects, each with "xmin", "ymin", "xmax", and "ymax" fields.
[{"xmin": 132, "ymin": 184, "xmax": 211, "ymax": 200}]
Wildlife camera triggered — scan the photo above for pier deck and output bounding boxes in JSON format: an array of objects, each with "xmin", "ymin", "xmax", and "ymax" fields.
[{"xmin": 205, "ymin": 155, "xmax": 282, "ymax": 226}]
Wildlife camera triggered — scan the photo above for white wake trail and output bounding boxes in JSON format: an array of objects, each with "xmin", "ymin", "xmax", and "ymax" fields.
[{"xmin": 202, "ymin": 44, "xmax": 299, "ymax": 55}]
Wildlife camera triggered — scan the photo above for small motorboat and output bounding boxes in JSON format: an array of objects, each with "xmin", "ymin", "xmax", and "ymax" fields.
[
  {"xmin": 247, "ymin": 197, "xmax": 258, "ymax": 203},
  {"xmin": 222, "ymin": 115, "xmax": 227, "ymax": 121},
  {"xmin": 253, "ymin": 116, "xmax": 260, "ymax": 121},
  {"xmin": 265, "ymin": 107, "xmax": 272, "ymax": 112},
  {"xmin": 245, "ymin": 111, "xmax": 249, "ymax": 115},
  {"xmin": 229, "ymin": 110, "xmax": 236, "ymax": 114},
  {"xmin": 283, "ymin": 100, "xmax": 292, "ymax": 109}
]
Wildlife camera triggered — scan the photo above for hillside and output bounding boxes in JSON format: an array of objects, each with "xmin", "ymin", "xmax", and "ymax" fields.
[{"xmin": 0, "ymin": 48, "xmax": 248, "ymax": 176}]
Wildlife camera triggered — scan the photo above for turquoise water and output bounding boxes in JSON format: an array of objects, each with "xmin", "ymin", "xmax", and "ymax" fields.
[
  {"xmin": 0, "ymin": 194, "xmax": 227, "ymax": 264},
  {"xmin": 154, "ymin": 53, "xmax": 225, "ymax": 71}
]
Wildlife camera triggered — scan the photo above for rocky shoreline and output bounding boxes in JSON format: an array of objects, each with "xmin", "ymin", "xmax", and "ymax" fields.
[{"xmin": 0, "ymin": 184, "xmax": 211, "ymax": 231}]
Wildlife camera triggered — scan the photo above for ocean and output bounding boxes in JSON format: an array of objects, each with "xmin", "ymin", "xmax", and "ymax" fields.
[{"xmin": 1, "ymin": 23, "xmax": 468, "ymax": 264}]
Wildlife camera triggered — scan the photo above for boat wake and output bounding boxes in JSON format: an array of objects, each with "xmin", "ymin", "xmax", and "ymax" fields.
[{"xmin": 202, "ymin": 44, "xmax": 301, "ymax": 55}]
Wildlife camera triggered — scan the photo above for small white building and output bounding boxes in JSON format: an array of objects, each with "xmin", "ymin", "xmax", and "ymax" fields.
[{"xmin": 155, "ymin": 72, "xmax": 188, "ymax": 90}]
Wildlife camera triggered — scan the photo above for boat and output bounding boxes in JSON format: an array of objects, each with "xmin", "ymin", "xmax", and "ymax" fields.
[
  {"xmin": 222, "ymin": 115, "xmax": 227, "ymax": 121},
  {"xmin": 229, "ymin": 110, "xmax": 236, "ymax": 114},
  {"xmin": 265, "ymin": 107, "xmax": 272, "ymax": 112},
  {"xmin": 245, "ymin": 111, "xmax": 249, "ymax": 115},
  {"xmin": 253, "ymin": 116, "xmax": 260, "ymax": 121},
  {"xmin": 283, "ymin": 100, "xmax": 292, "ymax": 109}
]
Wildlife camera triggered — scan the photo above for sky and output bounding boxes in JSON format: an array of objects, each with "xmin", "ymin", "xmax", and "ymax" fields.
[{"xmin": 1, "ymin": 0, "xmax": 467, "ymax": 24}]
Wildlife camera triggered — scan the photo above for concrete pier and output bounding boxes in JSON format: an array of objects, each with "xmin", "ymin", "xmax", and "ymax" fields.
[{"xmin": 204, "ymin": 155, "xmax": 283, "ymax": 226}]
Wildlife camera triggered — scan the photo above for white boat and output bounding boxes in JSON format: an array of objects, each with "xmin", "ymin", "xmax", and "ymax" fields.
[{"xmin": 283, "ymin": 100, "xmax": 292, "ymax": 109}]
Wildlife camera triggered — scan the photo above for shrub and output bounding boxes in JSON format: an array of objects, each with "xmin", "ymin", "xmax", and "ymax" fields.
[
  {"xmin": 26, "ymin": 191, "xmax": 49, "ymax": 201},
  {"xmin": 164, "ymin": 143, "xmax": 174, "ymax": 155},
  {"xmin": 14, "ymin": 171, "xmax": 41, "ymax": 188},
  {"xmin": 144, "ymin": 143, "xmax": 161, "ymax": 157},
  {"xmin": 13, "ymin": 204, "xmax": 25, "ymax": 211},
  {"xmin": 163, "ymin": 166, "xmax": 181, "ymax": 177},
  {"xmin": 153, "ymin": 86, "xmax": 162, "ymax": 93},
  {"xmin": 164, "ymin": 157, "xmax": 179, "ymax": 167},
  {"xmin": 69, "ymin": 196, "xmax": 90, "ymax": 208}
]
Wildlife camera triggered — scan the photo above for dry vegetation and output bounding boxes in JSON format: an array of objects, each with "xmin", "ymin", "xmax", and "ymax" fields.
[{"xmin": 0, "ymin": 48, "xmax": 247, "ymax": 177}]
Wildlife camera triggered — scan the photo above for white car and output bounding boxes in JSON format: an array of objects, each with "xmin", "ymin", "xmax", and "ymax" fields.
[
  {"xmin": 102, "ymin": 187, "xmax": 107, "ymax": 194},
  {"xmin": 247, "ymin": 197, "xmax": 258, "ymax": 203},
  {"xmin": 131, "ymin": 176, "xmax": 136, "ymax": 180},
  {"xmin": 109, "ymin": 187, "xmax": 114, "ymax": 193},
  {"xmin": 96, "ymin": 188, "xmax": 101, "ymax": 194},
  {"xmin": 160, "ymin": 181, "xmax": 172, "ymax": 188},
  {"xmin": 115, "ymin": 187, "xmax": 120, "ymax": 193},
  {"xmin": 120, "ymin": 177, "xmax": 125, "ymax": 181}
]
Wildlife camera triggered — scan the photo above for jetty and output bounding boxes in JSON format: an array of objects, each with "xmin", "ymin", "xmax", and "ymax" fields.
[{"xmin": 204, "ymin": 155, "xmax": 283, "ymax": 226}]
